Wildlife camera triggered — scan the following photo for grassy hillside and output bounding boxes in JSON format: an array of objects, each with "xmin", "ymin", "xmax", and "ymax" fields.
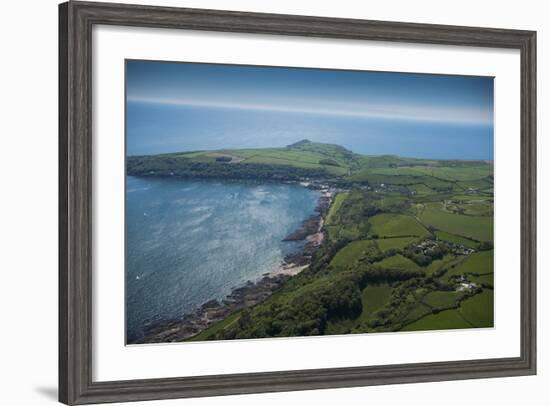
[
  {"xmin": 128, "ymin": 139, "xmax": 494, "ymax": 187},
  {"xmin": 127, "ymin": 139, "xmax": 360, "ymax": 180}
]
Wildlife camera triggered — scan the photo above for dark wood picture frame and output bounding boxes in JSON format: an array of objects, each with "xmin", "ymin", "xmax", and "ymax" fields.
[{"xmin": 59, "ymin": 1, "xmax": 537, "ymax": 404}]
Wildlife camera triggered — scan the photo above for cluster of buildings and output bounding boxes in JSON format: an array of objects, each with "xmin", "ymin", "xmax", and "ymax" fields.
[
  {"xmin": 455, "ymin": 275, "xmax": 478, "ymax": 291},
  {"xmin": 412, "ymin": 238, "xmax": 475, "ymax": 257}
]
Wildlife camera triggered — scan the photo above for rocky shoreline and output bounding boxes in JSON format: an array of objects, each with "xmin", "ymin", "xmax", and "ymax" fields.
[{"xmin": 130, "ymin": 189, "xmax": 332, "ymax": 344}]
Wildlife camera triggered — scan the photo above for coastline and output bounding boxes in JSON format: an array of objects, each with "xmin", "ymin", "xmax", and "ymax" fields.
[{"xmin": 129, "ymin": 188, "xmax": 333, "ymax": 344}]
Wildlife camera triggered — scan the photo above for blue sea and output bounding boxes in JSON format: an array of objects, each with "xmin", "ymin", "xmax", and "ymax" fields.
[
  {"xmin": 127, "ymin": 104, "xmax": 494, "ymax": 160},
  {"xmin": 126, "ymin": 176, "xmax": 320, "ymax": 341}
]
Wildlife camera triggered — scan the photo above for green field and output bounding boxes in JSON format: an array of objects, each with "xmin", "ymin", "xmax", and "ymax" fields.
[
  {"xmin": 451, "ymin": 194, "xmax": 493, "ymax": 202},
  {"xmin": 325, "ymin": 192, "xmax": 349, "ymax": 225},
  {"xmin": 369, "ymin": 213, "xmax": 430, "ymax": 238},
  {"xmin": 231, "ymin": 146, "xmax": 349, "ymax": 167},
  {"xmin": 444, "ymin": 250, "xmax": 494, "ymax": 280},
  {"xmin": 364, "ymin": 165, "xmax": 492, "ymax": 182},
  {"xmin": 374, "ymin": 193, "xmax": 410, "ymax": 211},
  {"xmin": 403, "ymin": 303, "xmax": 432, "ymax": 324},
  {"xmin": 242, "ymin": 153, "xmax": 347, "ymax": 175},
  {"xmin": 358, "ymin": 284, "xmax": 393, "ymax": 323},
  {"xmin": 325, "ymin": 225, "xmax": 363, "ymax": 242},
  {"xmin": 375, "ymin": 236, "xmax": 419, "ymax": 252},
  {"xmin": 423, "ymin": 291, "xmax": 462, "ymax": 308},
  {"xmin": 409, "ymin": 184, "xmax": 436, "ymax": 195},
  {"xmin": 401, "ymin": 309, "xmax": 472, "ymax": 331},
  {"xmin": 325, "ymin": 283, "xmax": 393, "ymax": 334},
  {"xmin": 424, "ymin": 254, "xmax": 457, "ymax": 275},
  {"xmin": 330, "ymin": 240, "xmax": 378, "ymax": 267},
  {"xmin": 375, "ymin": 254, "xmax": 420, "ymax": 270},
  {"xmin": 456, "ymin": 178, "xmax": 493, "ymax": 190},
  {"xmin": 349, "ymin": 172, "xmax": 454, "ymax": 190},
  {"xmin": 418, "ymin": 206, "xmax": 493, "ymax": 242},
  {"xmin": 435, "ymin": 230, "xmax": 479, "ymax": 248},
  {"xmin": 469, "ymin": 273, "xmax": 494, "ymax": 286},
  {"xmin": 411, "ymin": 165, "xmax": 492, "ymax": 181},
  {"xmin": 459, "ymin": 202, "xmax": 493, "ymax": 216},
  {"xmin": 459, "ymin": 290, "xmax": 494, "ymax": 327}
]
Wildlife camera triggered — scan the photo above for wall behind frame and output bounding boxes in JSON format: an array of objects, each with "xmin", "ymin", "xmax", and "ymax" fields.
[{"xmin": 0, "ymin": 0, "xmax": 546, "ymax": 405}]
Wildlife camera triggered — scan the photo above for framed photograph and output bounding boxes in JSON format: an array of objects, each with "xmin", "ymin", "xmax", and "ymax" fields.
[{"xmin": 59, "ymin": 1, "xmax": 536, "ymax": 404}]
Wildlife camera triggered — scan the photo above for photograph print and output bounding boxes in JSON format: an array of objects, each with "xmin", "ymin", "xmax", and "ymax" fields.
[{"xmin": 125, "ymin": 60, "xmax": 494, "ymax": 345}]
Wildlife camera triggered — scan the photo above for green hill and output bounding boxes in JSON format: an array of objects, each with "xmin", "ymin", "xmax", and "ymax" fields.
[{"xmin": 127, "ymin": 140, "xmax": 493, "ymax": 187}]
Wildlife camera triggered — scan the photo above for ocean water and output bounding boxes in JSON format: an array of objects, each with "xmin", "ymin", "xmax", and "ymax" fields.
[
  {"xmin": 127, "ymin": 104, "xmax": 494, "ymax": 160},
  {"xmin": 126, "ymin": 176, "xmax": 320, "ymax": 341}
]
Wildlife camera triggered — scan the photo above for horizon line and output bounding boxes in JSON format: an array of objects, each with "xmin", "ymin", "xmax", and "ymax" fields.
[{"xmin": 127, "ymin": 96, "xmax": 494, "ymax": 127}]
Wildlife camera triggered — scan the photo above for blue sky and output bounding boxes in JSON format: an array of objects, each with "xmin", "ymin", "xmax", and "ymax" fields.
[{"xmin": 126, "ymin": 60, "xmax": 494, "ymax": 159}]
